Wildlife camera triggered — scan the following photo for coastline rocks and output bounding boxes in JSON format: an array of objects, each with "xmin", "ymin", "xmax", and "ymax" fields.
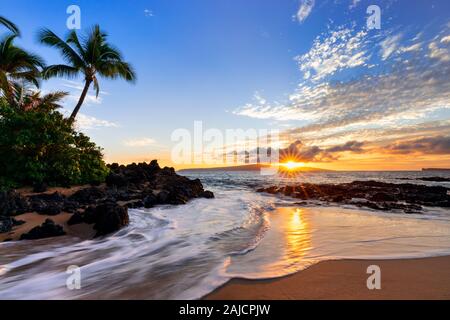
[
  {"xmin": 20, "ymin": 219, "xmax": 66, "ymax": 240},
  {"xmin": 69, "ymin": 201, "xmax": 129, "ymax": 237},
  {"xmin": 257, "ymin": 180, "xmax": 450, "ymax": 213},
  {"xmin": 417, "ymin": 177, "xmax": 450, "ymax": 182},
  {"xmin": 105, "ymin": 161, "xmax": 214, "ymax": 203},
  {"xmin": 0, "ymin": 217, "xmax": 25, "ymax": 234},
  {"xmin": 69, "ymin": 187, "xmax": 106, "ymax": 205},
  {"xmin": 201, "ymin": 191, "xmax": 215, "ymax": 199},
  {"xmin": 1, "ymin": 160, "xmax": 214, "ymax": 241},
  {"xmin": 0, "ymin": 191, "xmax": 30, "ymax": 217}
]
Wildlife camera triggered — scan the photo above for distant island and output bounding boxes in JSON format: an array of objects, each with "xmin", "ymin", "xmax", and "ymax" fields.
[
  {"xmin": 422, "ymin": 168, "xmax": 450, "ymax": 171},
  {"xmin": 178, "ymin": 164, "xmax": 333, "ymax": 172}
]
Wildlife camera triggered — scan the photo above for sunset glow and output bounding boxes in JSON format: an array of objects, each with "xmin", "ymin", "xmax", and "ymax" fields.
[{"xmin": 280, "ymin": 161, "xmax": 306, "ymax": 170}]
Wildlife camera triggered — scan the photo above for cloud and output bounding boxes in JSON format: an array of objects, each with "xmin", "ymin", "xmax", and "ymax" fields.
[
  {"xmin": 124, "ymin": 138, "xmax": 156, "ymax": 147},
  {"xmin": 383, "ymin": 136, "xmax": 450, "ymax": 155},
  {"xmin": 349, "ymin": 0, "xmax": 361, "ymax": 9},
  {"xmin": 441, "ymin": 35, "xmax": 450, "ymax": 44},
  {"xmin": 144, "ymin": 9, "xmax": 154, "ymax": 17},
  {"xmin": 75, "ymin": 114, "xmax": 119, "ymax": 130},
  {"xmin": 279, "ymin": 140, "xmax": 366, "ymax": 162},
  {"xmin": 326, "ymin": 140, "xmax": 365, "ymax": 153},
  {"xmin": 399, "ymin": 42, "xmax": 422, "ymax": 53},
  {"xmin": 380, "ymin": 34, "xmax": 402, "ymax": 60},
  {"xmin": 295, "ymin": 0, "xmax": 315, "ymax": 23},
  {"xmin": 295, "ymin": 26, "xmax": 369, "ymax": 81},
  {"xmin": 429, "ymin": 41, "xmax": 450, "ymax": 62},
  {"xmin": 234, "ymin": 27, "xmax": 450, "ymax": 134},
  {"xmin": 62, "ymin": 80, "xmax": 107, "ymax": 106}
]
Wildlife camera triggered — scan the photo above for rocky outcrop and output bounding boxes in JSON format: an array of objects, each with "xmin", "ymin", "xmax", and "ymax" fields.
[
  {"xmin": 1, "ymin": 160, "xmax": 214, "ymax": 241},
  {"xmin": 20, "ymin": 219, "xmax": 66, "ymax": 240},
  {"xmin": 257, "ymin": 180, "xmax": 450, "ymax": 213},
  {"xmin": 104, "ymin": 161, "xmax": 214, "ymax": 206},
  {"xmin": 0, "ymin": 216, "xmax": 25, "ymax": 234},
  {"xmin": 68, "ymin": 201, "xmax": 129, "ymax": 237},
  {"xmin": 417, "ymin": 177, "xmax": 450, "ymax": 182}
]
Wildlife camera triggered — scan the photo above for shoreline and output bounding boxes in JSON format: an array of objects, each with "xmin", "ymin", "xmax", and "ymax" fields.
[{"xmin": 204, "ymin": 255, "xmax": 450, "ymax": 300}]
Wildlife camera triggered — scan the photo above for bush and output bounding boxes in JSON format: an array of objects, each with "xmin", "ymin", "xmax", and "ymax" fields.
[{"xmin": 0, "ymin": 101, "xmax": 109, "ymax": 189}]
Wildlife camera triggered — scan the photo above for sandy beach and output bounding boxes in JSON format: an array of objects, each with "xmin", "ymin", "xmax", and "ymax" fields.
[{"xmin": 205, "ymin": 256, "xmax": 450, "ymax": 300}]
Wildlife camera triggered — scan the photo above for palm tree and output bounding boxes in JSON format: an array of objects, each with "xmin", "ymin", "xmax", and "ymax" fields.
[
  {"xmin": 0, "ymin": 34, "xmax": 44, "ymax": 102},
  {"xmin": 38, "ymin": 25, "xmax": 136, "ymax": 122},
  {"xmin": 0, "ymin": 16, "xmax": 20, "ymax": 35}
]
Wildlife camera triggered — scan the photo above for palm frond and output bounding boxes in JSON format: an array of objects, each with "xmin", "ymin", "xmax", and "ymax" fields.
[
  {"xmin": 92, "ymin": 76, "xmax": 100, "ymax": 98},
  {"xmin": 42, "ymin": 64, "xmax": 79, "ymax": 80},
  {"xmin": 38, "ymin": 28, "xmax": 85, "ymax": 68},
  {"xmin": 66, "ymin": 30, "xmax": 86, "ymax": 61},
  {"xmin": 0, "ymin": 16, "xmax": 20, "ymax": 36}
]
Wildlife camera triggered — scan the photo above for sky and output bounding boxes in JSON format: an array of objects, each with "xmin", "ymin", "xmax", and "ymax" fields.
[{"xmin": 1, "ymin": 0, "xmax": 450, "ymax": 170}]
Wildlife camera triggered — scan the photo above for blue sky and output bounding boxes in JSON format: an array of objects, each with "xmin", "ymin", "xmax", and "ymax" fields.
[{"xmin": 1, "ymin": 0, "xmax": 450, "ymax": 169}]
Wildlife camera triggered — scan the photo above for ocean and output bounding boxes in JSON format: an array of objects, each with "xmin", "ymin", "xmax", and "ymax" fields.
[{"xmin": 1, "ymin": 171, "xmax": 450, "ymax": 299}]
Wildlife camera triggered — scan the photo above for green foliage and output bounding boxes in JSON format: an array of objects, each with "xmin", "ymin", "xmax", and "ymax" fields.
[{"xmin": 0, "ymin": 100, "xmax": 109, "ymax": 189}]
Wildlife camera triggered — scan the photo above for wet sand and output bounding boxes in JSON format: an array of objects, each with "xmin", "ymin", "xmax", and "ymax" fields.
[{"xmin": 205, "ymin": 256, "xmax": 450, "ymax": 300}]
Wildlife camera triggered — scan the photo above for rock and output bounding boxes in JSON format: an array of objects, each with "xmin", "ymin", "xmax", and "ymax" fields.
[
  {"xmin": 418, "ymin": 177, "xmax": 450, "ymax": 182},
  {"xmin": 257, "ymin": 180, "xmax": 450, "ymax": 213},
  {"xmin": 125, "ymin": 200, "xmax": 144, "ymax": 209},
  {"xmin": 63, "ymin": 200, "xmax": 80, "ymax": 213},
  {"xmin": 0, "ymin": 216, "xmax": 26, "ymax": 234},
  {"xmin": 157, "ymin": 190, "xmax": 170, "ymax": 203},
  {"xmin": 369, "ymin": 192, "xmax": 395, "ymax": 202},
  {"xmin": 143, "ymin": 194, "xmax": 157, "ymax": 208},
  {"xmin": 69, "ymin": 187, "xmax": 106, "ymax": 204},
  {"xmin": 332, "ymin": 195, "xmax": 345, "ymax": 203},
  {"xmin": 106, "ymin": 173, "xmax": 127, "ymax": 188},
  {"xmin": 0, "ymin": 191, "xmax": 30, "ymax": 217},
  {"xmin": 29, "ymin": 192, "xmax": 65, "ymax": 216},
  {"xmin": 20, "ymin": 219, "xmax": 66, "ymax": 240},
  {"xmin": 0, "ymin": 217, "xmax": 13, "ymax": 234},
  {"xmin": 38, "ymin": 205, "xmax": 62, "ymax": 216},
  {"xmin": 91, "ymin": 202, "xmax": 129, "ymax": 237},
  {"xmin": 67, "ymin": 212, "xmax": 84, "ymax": 225},
  {"xmin": 201, "ymin": 191, "xmax": 215, "ymax": 199},
  {"xmin": 68, "ymin": 202, "xmax": 129, "ymax": 237}
]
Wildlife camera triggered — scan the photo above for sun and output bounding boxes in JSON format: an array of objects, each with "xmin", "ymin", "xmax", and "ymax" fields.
[{"xmin": 281, "ymin": 161, "xmax": 306, "ymax": 170}]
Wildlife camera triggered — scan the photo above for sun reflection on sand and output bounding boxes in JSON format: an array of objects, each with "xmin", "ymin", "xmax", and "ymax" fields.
[{"xmin": 284, "ymin": 208, "xmax": 312, "ymax": 265}]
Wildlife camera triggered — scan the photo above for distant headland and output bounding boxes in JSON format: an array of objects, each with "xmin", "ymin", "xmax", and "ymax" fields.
[{"xmin": 178, "ymin": 164, "xmax": 333, "ymax": 172}]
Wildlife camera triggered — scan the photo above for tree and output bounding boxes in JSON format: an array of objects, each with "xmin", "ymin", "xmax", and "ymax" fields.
[
  {"xmin": 9, "ymin": 84, "xmax": 67, "ymax": 113},
  {"xmin": 0, "ymin": 34, "xmax": 44, "ymax": 101},
  {"xmin": 38, "ymin": 25, "xmax": 136, "ymax": 122},
  {"xmin": 0, "ymin": 16, "xmax": 20, "ymax": 35},
  {"xmin": 0, "ymin": 101, "xmax": 109, "ymax": 189}
]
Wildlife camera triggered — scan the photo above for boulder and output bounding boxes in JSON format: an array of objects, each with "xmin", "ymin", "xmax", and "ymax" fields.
[
  {"xmin": 201, "ymin": 191, "xmax": 215, "ymax": 199},
  {"xmin": 91, "ymin": 202, "xmax": 129, "ymax": 237},
  {"xmin": 0, "ymin": 216, "xmax": 13, "ymax": 234},
  {"xmin": 67, "ymin": 202, "xmax": 129, "ymax": 237},
  {"xmin": 69, "ymin": 187, "xmax": 106, "ymax": 204},
  {"xmin": 106, "ymin": 173, "xmax": 128, "ymax": 188},
  {"xmin": 0, "ymin": 191, "xmax": 30, "ymax": 217},
  {"xmin": 20, "ymin": 219, "xmax": 66, "ymax": 240}
]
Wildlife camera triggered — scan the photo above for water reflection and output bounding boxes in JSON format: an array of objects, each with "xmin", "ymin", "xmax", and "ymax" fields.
[{"xmin": 284, "ymin": 208, "xmax": 312, "ymax": 267}]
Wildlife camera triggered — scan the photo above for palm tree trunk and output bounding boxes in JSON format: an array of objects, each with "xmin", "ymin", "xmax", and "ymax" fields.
[{"xmin": 69, "ymin": 79, "xmax": 92, "ymax": 122}]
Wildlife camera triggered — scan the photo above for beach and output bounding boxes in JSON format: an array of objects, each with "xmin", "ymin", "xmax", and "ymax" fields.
[{"xmin": 205, "ymin": 255, "xmax": 450, "ymax": 300}]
